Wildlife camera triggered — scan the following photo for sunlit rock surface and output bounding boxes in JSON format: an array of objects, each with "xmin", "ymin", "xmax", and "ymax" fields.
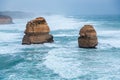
[
  {"xmin": 78, "ymin": 25, "xmax": 98, "ymax": 48},
  {"xmin": 22, "ymin": 17, "xmax": 53, "ymax": 44}
]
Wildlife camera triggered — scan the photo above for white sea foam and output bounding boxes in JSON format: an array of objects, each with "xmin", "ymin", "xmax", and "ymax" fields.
[
  {"xmin": 0, "ymin": 44, "xmax": 22, "ymax": 54},
  {"xmin": 42, "ymin": 15, "xmax": 98, "ymax": 31},
  {"xmin": 98, "ymin": 38, "xmax": 120, "ymax": 49},
  {"xmin": 97, "ymin": 30, "xmax": 120, "ymax": 49},
  {"xmin": 43, "ymin": 48, "xmax": 88, "ymax": 79},
  {"xmin": 54, "ymin": 34, "xmax": 77, "ymax": 37},
  {"xmin": 98, "ymin": 30, "xmax": 120, "ymax": 37},
  {"xmin": 0, "ymin": 32, "xmax": 20, "ymax": 42},
  {"xmin": 44, "ymin": 43, "xmax": 62, "ymax": 48}
]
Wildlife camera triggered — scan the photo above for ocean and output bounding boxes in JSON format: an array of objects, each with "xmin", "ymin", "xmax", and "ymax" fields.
[{"xmin": 0, "ymin": 15, "xmax": 120, "ymax": 80}]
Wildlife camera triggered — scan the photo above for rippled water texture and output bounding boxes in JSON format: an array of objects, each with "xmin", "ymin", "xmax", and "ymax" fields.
[{"xmin": 0, "ymin": 15, "xmax": 120, "ymax": 80}]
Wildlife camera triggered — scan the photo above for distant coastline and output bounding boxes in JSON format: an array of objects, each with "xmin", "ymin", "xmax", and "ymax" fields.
[
  {"xmin": 0, "ymin": 15, "xmax": 13, "ymax": 24},
  {"xmin": 0, "ymin": 11, "xmax": 33, "ymax": 19}
]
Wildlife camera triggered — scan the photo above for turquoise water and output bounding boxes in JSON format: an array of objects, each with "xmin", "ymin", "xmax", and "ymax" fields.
[{"xmin": 0, "ymin": 15, "xmax": 120, "ymax": 80}]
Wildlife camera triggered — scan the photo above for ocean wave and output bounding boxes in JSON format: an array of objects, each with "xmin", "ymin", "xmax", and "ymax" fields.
[
  {"xmin": 98, "ymin": 37, "xmax": 120, "ymax": 49},
  {"xmin": 98, "ymin": 30, "xmax": 120, "ymax": 37},
  {"xmin": 53, "ymin": 34, "xmax": 78, "ymax": 37},
  {"xmin": 43, "ymin": 15, "xmax": 98, "ymax": 31},
  {"xmin": 0, "ymin": 32, "xmax": 20, "ymax": 42},
  {"xmin": 43, "ymin": 48, "xmax": 88, "ymax": 79}
]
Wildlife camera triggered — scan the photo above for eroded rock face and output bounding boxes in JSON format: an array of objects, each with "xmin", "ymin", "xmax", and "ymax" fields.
[
  {"xmin": 0, "ymin": 15, "xmax": 13, "ymax": 24},
  {"xmin": 22, "ymin": 17, "xmax": 53, "ymax": 44},
  {"xmin": 78, "ymin": 25, "xmax": 98, "ymax": 48}
]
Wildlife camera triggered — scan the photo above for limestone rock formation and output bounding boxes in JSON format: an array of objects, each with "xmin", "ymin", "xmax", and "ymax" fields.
[
  {"xmin": 78, "ymin": 25, "xmax": 98, "ymax": 48},
  {"xmin": 22, "ymin": 17, "xmax": 53, "ymax": 44},
  {"xmin": 0, "ymin": 15, "xmax": 13, "ymax": 24}
]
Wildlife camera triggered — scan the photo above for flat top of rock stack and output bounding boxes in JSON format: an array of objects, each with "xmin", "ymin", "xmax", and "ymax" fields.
[
  {"xmin": 31, "ymin": 17, "xmax": 47, "ymax": 24},
  {"xmin": 79, "ymin": 25, "xmax": 96, "ymax": 36},
  {"xmin": 25, "ymin": 17, "xmax": 50, "ymax": 34}
]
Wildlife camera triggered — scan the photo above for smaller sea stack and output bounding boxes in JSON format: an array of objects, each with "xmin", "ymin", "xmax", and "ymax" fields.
[
  {"xmin": 22, "ymin": 17, "xmax": 53, "ymax": 45},
  {"xmin": 78, "ymin": 25, "xmax": 98, "ymax": 48},
  {"xmin": 0, "ymin": 15, "xmax": 13, "ymax": 24}
]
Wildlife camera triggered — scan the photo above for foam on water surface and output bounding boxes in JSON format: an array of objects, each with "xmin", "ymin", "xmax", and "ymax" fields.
[
  {"xmin": 0, "ymin": 15, "xmax": 120, "ymax": 80},
  {"xmin": 43, "ymin": 48, "xmax": 87, "ymax": 79}
]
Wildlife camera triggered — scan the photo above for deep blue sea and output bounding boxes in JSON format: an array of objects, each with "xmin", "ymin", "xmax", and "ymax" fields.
[{"xmin": 0, "ymin": 15, "xmax": 120, "ymax": 80}]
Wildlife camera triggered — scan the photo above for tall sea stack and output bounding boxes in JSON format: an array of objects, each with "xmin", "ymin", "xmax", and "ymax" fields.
[
  {"xmin": 78, "ymin": 25, "xmax": 98, "ymax": 48},
  {"xmin": 22, "ymin": 17, "xmax": 53, "ymax": 45}
]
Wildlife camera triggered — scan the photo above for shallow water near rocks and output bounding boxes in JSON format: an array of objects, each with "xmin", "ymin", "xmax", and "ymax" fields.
[{"xmin": 0, "ymin": 15, "xmax": 120, "ymax": 80}]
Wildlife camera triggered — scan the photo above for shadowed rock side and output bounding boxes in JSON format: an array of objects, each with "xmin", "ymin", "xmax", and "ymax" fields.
[
  {"xmin": 0, "ymin": 15, "xmax": 13, "ymax": 24},
  {"xmin": 78, "ymin": 25, "xmax": 98, "ymax": 48},
  {"xmin": 22, "ymin": 17, "xmax": 53, "ymax": 45}
]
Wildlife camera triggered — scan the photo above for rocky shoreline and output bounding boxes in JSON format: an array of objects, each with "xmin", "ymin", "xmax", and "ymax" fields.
[{"xmin": 0, "ymin": 15, "xmax": 13, "ymax": 24}]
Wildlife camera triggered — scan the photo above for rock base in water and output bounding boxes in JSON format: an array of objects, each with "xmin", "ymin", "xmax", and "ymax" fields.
[
  {"xmin": 78, "ymin": 25, "xmax": 98, "ymax": 48},
  {"xmin": 22, "ymin": 17, "xmax": 54, "ymax": 45}
]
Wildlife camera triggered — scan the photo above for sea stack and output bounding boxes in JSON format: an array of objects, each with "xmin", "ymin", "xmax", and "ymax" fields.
[
  {"xmin": 78, "ymin": 25, "xmax": 98, "ymax": 48},
  {"xmin": 22, "ymin": 17, "xmax": 53, "ymax": 45},
  {"xmin": 0, "ymin": 15, "xmax": 13, "ymax": 24}
]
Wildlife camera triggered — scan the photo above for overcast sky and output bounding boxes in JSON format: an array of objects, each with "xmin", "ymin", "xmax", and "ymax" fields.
[{"xmin": 0, "ymin": 0, "xmax": 120, "ymax": 15}]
